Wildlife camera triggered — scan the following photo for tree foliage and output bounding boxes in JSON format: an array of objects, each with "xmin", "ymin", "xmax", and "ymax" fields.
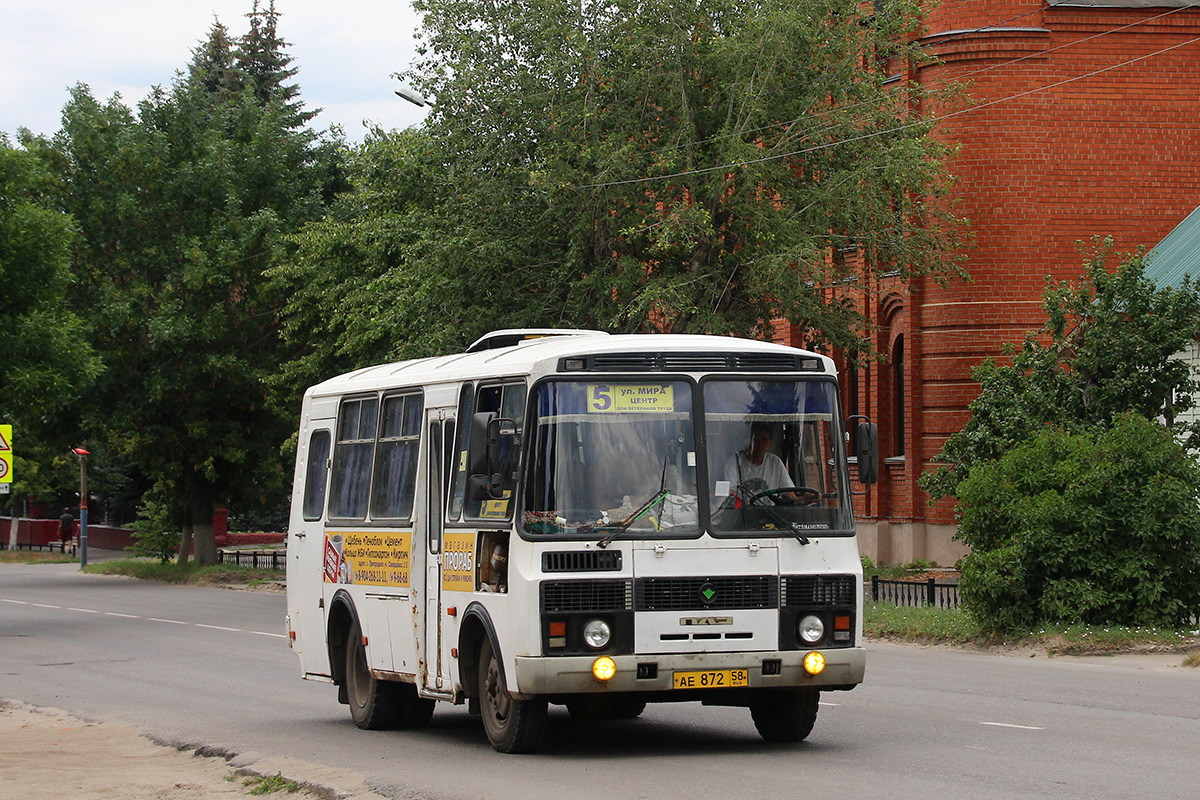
[
  {"xmin": 0, "ymin": 136, "xmax": 102, "ymax": 508},
  {"xmin": 23, "ymin": 5, "xmax": 345, "ymax": 562},
  {"xmin": 955, "ymin": 415, "xmax": 1200, "ymax": 631},
  {"xmin": 279, "ymin": 0, "xmax": 965, "ymax": 369},
  {"xmin": 920, "ymin": 241, "xmax": 1200, "ymax": 630}
]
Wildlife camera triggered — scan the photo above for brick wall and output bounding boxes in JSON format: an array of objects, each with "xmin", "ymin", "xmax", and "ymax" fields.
[{"xmin": 798, "ymin": 1, "xmax": 1200, "ymax": 561}]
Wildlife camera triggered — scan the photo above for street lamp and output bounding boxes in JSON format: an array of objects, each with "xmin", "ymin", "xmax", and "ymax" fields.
[
  {"xmin": 71, "ymin": 447, "xmax": 89, "ymax": 568},
  {"xmin": 394, "ymin": 85, "xmax": 427, "ymax": 107}
]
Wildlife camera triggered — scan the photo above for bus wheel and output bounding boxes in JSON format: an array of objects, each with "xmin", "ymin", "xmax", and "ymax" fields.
[
  {"xmin": 478, "ymin": 637, "xmax": 547, "ymax": 753},
  {"xmin": 345, "ymin": 620, "xmax": 400, "ymax": 730},
  {"xmin": 750, "ymin": 689, "xmax": 820, "ymax": 743}
]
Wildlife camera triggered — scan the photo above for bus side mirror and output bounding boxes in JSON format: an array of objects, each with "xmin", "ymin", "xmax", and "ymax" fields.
[
  {"xmin": 856, "ymin": 421, "xmax": 879, "ymax": 486},
  {"xmin": 468, "ymin": 412, "xmax": 517, "ymax": 502}
]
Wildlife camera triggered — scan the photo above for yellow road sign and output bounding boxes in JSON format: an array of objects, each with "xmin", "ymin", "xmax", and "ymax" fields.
[{"xmin": 0, "ymin": 424, "xmax": 11, "ymax": 483}]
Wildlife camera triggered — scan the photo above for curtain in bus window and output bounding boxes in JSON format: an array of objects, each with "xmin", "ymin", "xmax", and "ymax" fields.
[
  {"xmin": 330, "ymin": 397, "xmax": 379, "ymax": 519},
  {"xmin": 371, "ymin": 393, "xmax": 424, "ymax": 519},
  {"xmin": 302, "ymin": 430, "xmax": 331, "ymax": 520}
]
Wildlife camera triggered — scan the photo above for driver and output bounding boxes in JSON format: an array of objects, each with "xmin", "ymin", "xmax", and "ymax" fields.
[{"xmin": 723, "ymin": 422, "xmax": 797, "ymax": 505}]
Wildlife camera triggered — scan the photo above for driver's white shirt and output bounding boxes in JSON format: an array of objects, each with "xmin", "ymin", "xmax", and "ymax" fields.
[{"xmin": 723, "ymin": 452, "xmax": 794, "ymax": 503}]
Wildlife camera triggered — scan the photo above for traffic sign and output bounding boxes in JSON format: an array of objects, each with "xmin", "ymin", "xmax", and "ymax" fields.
[{"xmin": 0, "ymin": 424, "xmax": 11, "ymax": 484}]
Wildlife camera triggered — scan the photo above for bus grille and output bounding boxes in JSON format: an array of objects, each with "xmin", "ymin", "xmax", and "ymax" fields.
[
  {"xmin": 634, "ymin": 576, "xmax": 778, "ymax": 611},
  {"xmin": 782, "ymin": 575, "xmax": 857, "ymax": 607},
  {"xmin": 541, "ymin": 579, "xmax": 633, "ymax": 612},
  {"xmin": 542, "ymin": 550, "xmax": 623, "ymax": 572}
]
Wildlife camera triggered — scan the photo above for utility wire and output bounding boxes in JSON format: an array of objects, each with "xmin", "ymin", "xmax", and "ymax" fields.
[{"xmin": 574, "ymin": 30, "xmax": 1200, "ymax": 191}]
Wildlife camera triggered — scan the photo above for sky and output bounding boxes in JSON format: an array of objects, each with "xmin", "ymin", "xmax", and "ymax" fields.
[{"xmin": 0, "ymin": 1, "xmax": 431, "ymax": 143}]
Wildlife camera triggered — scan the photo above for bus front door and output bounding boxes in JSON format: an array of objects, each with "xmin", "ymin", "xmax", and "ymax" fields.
[{"xmin": 422, "ymin": 416, "xmax": 447, "ymax": 694}]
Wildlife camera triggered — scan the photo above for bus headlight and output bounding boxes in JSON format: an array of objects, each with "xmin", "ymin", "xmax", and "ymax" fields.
[
  {"xmin": 583, "ymin": 618, "xmax": 612, "ymax": 649},
  {"xmin": 798, "ymin": 614, "xmax": 825, "ymax": 644}
]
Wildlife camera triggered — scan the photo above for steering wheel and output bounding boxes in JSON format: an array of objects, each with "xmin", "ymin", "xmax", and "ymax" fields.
[{"xmin": 746, "ymin": 486, "xmax": 821, "ymax": 506}]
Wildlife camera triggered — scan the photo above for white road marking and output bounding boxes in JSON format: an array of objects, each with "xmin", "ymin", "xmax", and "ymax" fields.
[
  {"xmin": 980, "ymin": 722, "xmax": 1044, "ymax": 730},
  {"xmin": 5, "ymin": 597, "xmax": 281, "ymax": 641}
]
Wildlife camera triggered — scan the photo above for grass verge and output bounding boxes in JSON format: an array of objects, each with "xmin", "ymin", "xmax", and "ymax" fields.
[
  {"xmin": 864, "ymin": 601, "xmax": 1200, "ymax": 658},
  {"xmin": 1, "ymin": 550, "xmax": 78, "ymax": 564},
  {"xmin": 84, "ymin": 558, "xmax": 284, "ymax": 587}
]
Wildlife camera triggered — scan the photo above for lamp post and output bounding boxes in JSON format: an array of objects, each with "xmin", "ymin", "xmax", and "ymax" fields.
[{"xmin": 71, "ymin": 447, "xmax": 89, "ymax": 568}]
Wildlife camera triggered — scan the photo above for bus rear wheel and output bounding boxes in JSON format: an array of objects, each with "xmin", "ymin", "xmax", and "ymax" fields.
[
  {"xmin": 750, "ymin": 689, "xmax": 820, "ymax": 743},
  {"xmin": 345, "ymin": 620, "xmax": 435, "ymax": 730},
  {"xmin": 478, "ymin": 637, "xmax": 547, "ymax": 753}
]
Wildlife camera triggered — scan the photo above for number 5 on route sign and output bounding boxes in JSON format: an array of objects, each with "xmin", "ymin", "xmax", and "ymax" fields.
[{"xmin": 0, "ymin": 425, "xmax": 12, "ymax": 486}]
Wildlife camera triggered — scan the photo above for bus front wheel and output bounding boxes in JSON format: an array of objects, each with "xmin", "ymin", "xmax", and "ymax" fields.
[
  {"xmin": 478, "ymin": 638, "xmax": 547, "ymax": 753},
  {"xmin": 750, "ymin": 689, "xmax": 820, "ymax": 743}
]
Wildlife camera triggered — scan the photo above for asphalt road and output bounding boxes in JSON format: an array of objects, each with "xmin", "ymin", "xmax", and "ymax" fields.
[{"xmin": 3, "ymin": 562, "xmax": 1198, "ymax": 799}]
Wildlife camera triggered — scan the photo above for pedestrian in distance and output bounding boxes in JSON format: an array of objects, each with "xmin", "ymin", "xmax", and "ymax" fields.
[{"xmin": 59, "ymin": 507, "xmax": 73, "ymax": 553}]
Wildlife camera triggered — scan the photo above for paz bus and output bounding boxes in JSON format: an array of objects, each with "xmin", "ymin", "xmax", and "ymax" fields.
[{"xmin": 285, "ymin": 329, "xmax": 877, "ymax": 753}]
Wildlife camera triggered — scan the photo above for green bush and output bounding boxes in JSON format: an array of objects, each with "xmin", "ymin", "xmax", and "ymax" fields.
[
  {"xmin": 956, "ymin": 414, "xmax": 1200, "ymax": 631},
  {"xmin": 128, "ymin": 492, "xmax": 181, "ymax": 564}
]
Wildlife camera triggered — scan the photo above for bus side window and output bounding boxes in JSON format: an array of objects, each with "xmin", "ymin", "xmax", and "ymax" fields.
[
  {"xmin": 448, "ymin": 383, "xmax": 474, "ymax": 520},
  {"xmin": 370, "ymin": 392, "xmax": 424, "ymax": 519},
  {"xmin": 330, "ymin": 396, "xmax": 379, "ymax": 519},
  {"xmin": 465, "ymin": 381, "xmax": 525, "ymax": 520},
  {"xmin": 302, "ymin": 430, "xmax": 331, "ymax": 521}
]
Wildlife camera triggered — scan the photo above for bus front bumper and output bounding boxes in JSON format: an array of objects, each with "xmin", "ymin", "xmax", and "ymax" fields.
[{"xmin": 511, "ymin": 647, "xmax": 865, "ymax": 698}]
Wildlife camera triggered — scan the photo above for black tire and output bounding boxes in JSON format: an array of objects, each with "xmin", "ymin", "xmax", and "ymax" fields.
[
  {"xmin": 478, "ymin": 637, "xmax": 547, "ymax": 753},
  {"xmin": 396, "ymin": 687, "xmax": 436, "ymax": 730},
  {"xmin": 565, "ymin": 697, "xmax": 647, "ymax": 721},
  {"xmin": 750, "ymin": 689, "xmax": 820, "ymax": 743},
  {"xmin": 346, "ymin": 619, "xmax": 400, "ymax": 729}
]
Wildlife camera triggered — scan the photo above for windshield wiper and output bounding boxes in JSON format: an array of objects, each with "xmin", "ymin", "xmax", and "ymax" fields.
[
  {"xmin": 737, "ymin": 484, "xmax": 810, "ymax": 546},
  {"xmin": 596, "ymin": 488, "xmax": 670, "ymax": 549},
  {"xmin": 596, "ymin": 456, "xmax": 672, "ymax": 549}
]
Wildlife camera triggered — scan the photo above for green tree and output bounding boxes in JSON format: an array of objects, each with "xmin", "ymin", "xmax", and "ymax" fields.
[
  {"xmin": 921, "ymin": 241, "xmax": 1200, "ymax": 501},
  {"xmin": 278, "ymin": 0, "xmax": 964, "ymax": 368},
  {"xmin": 0, "ymin": 136, "xmax": 101, "ymax": 518},
  {"xmin": 955, "ymin": 414, "xmax": 1200, "ymax": 631},
  {"xmin": 235, "ymin": 0, "xmax": 316, "ymax": 129},
  {"xmin": 28, "ymin": 7, "xmax": 345, "ymax": 563}
]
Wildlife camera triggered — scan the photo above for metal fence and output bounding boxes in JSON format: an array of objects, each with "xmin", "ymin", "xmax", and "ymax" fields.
[
  {"xmin": 870, "ymin": 575, "xmax": 961, "ymax": 610},
  {"xmin": 217, "ymin": 549, "xmax": 286, "ymax": 570},
  {"xmin": 0, "ymin": 541, "xmax": 76, "ymax": 555}
]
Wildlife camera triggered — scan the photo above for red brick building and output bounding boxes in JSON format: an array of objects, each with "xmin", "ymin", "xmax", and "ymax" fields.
[{"xmin": 784, "ymin": 1, "xmax": 1200, "ymax": 564}]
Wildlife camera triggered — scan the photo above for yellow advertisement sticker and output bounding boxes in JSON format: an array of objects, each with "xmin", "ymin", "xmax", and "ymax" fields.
[
  {"xmin": 442, "ymin": 532, "xmax": 477, "ymax": 592},
  {"xmin": 587, "ymin": 384, "xmax": 674, "ymax": 413},
  {"xmin": 324, "ymin": 531, "xmax": 411, "ymax": 587}
]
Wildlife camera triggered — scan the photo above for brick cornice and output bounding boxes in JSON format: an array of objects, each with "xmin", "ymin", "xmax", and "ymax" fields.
[{"xmin": 918, "ymin": 27, "xmax": 1052, "ymax": 65}]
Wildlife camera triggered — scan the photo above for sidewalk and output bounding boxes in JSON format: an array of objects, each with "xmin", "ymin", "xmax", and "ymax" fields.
[{"xmin": 0, "ymin": 701, "xmax": 387, "ymax": 800}]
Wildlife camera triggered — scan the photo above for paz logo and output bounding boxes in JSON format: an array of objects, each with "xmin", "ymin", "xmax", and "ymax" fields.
[{"xmin": 699, "ymin": 582, "xmax": 718, "ymax": 606}]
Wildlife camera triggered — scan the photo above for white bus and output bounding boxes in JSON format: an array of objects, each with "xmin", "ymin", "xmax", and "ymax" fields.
[{"xmin": 285, "ymin": 329, "xmax": 877, "ymax": 753}]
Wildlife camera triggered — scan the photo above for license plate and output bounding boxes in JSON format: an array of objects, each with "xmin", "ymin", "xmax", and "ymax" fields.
[{"xmin": 673, "ymin": 668, "xmax": 749, "ymax": 689}]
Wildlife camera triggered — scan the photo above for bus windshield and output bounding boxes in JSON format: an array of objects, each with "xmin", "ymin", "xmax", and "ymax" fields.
[
  {"xmin": 524, "ymin": 380, "xmax": 699, "ymax": 536},
  {"xmin": 704, "ymin": 378, "xmax": 853, "ymax": 535}
]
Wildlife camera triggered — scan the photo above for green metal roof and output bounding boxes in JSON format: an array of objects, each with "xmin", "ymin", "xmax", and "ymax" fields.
[{"xmin": 1145, "ymin": 205, "xmax": 1200, "ymax": 291}]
